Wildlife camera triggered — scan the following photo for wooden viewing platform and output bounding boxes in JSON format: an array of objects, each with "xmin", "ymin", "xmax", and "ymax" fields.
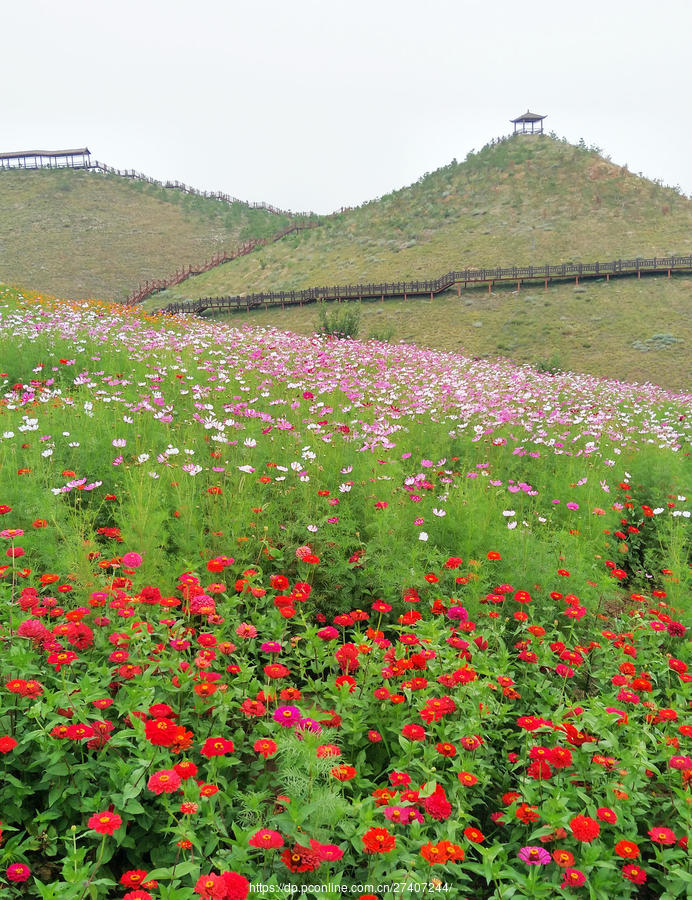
[
  {"xmin": 0, "ymin": 148, "xmax": 92, "ymax": 169},
  {"xmin": 161, "ymin": 255, "xmax": 692, "ymax": 316}
]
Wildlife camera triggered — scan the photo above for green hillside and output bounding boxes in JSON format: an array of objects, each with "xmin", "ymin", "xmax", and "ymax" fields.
[
  {"xmin": 0, "ymin": 168, "xmax": 298, "ymax": 301},
  {"xmin": 153, "ymin": 134, "xmax": 691, "ymax": 306},
  {"xmin": 196, "ymin": 275, "xmax": 692, "ymax": 392}
]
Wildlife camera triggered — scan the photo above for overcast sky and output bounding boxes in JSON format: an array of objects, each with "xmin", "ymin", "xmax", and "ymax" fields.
[{"xmin": 3, "ymin": 0, "xmax": 691, "ymax": 214}]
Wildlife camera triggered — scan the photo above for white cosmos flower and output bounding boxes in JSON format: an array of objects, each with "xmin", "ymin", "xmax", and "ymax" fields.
[
  {"xmin": 238, "ymin": 465, "xmax": 255, "ymax": 474},
  {"xmin": 418, "ymin": 531, "xmax": 429, "ymax": 541},
  {"xmin": 502, "ymin": 510, "xmax": 516, "ymax": 517},
  {"xmin": 432, "ymin": 508, "xmax": 446, "ymax": 517},
  {"xmin": 507, "ymin": 521, "xmax": 517, "ymax": 529}
]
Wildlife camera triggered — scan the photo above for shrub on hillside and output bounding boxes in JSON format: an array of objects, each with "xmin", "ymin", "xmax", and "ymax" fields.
[{"xmin": 317, "ymin": 302, "xmax": 360, "ymax": 339}]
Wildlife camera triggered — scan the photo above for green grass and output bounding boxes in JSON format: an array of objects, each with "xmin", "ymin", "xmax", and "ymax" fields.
[
  {"xmin": 153, "ymin": 134, "xmax": 691, "ymax": 306},
  {"xmin": 0, "ymin": 169, "xmax": 299, "ymax": 301},
  {"xmin": 184, "ymin": 274, "xmax": 692, "ymax": 392}
]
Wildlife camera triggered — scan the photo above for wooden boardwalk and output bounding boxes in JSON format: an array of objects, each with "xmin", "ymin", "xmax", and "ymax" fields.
[
  {"xmin": 126, "ymin": 221, "xmax": 320, "ymax": 305},
  {"xmin": 161, "ymin": 255, "xmax": 692, "ymax": 316}
]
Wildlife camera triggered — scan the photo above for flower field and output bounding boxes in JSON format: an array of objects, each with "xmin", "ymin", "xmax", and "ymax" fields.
[{"xmin": 0, "ymin": 285, "xmax": 690, "ymax": 899}]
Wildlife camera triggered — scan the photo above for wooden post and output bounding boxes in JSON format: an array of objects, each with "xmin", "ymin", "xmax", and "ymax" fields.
[
  {"xmin": 457, "ymin": 283, "xmax": 461, "ymax": 296},
  {"xmin": 404, "ymin": 292, "xmax": 407, "ymax": 301},
  {"xmin": 667, "ymin": 269, "xmax": 671, "ymax": 278},
  {"xmin": 516, "ymin": 280, "xmax": 521, "ymax": 292},
  {"xmin": 488, "ymin": 282, "xmax": 492, "ymax": 293},
  {"xmin": 637, "ymin": 270, "xmax": 641, "ymax": 279},
  {"xmin": 430, "ymin": 292, "xmax": 433, "ymax": 301},
  {"xmin": 606, "ymin": 273, "xmax": 610, "ymax": 281},
  {"xmin": 544, "ymin": 278, "xmax": 548, "ymax": 289},
  {"xmin": 575, "ymin": 276, "xmax": 579, "ymax": 285}
]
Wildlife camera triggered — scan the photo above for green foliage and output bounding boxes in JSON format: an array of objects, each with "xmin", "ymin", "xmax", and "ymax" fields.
[
  {"xmin": 317, "ymin": 301, "xmax": 361, "ymax": 339},
  {"xmin": 534, "ymin": 351, "xmax": 563, "ymax": 375}
]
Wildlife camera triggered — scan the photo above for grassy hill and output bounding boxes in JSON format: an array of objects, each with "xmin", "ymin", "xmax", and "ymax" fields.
[
  {"xmin": 0, "ymin": 168, "xmax": 299, "ymax": 301},
  {"xmin": 152, "ymin": 134, "xmax": 691, "ymax": 305},
  {"xmin": 2, "ymin": 136, "xmax": 690, "ymax": 390}
]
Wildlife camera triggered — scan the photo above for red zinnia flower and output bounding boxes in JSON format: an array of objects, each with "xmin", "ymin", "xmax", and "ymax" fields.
[
  {"xmin": 200, "ymin": 737, "xmax": 234, "ymax": 757},
  {"xmin": 362, "ymin": 827, "xmax": 396, "ymax": 854},
  {"xmin": 249, "ymin": 829, "xmax": 284, "ymax": 849},
  {"xmin": 570, "ymin": 815, "xmax": 600, "ymax": 842},
  {"xmin": 615, "ymin": 840, "xmax": 640, "ymax": 859},
  {"xmin": 552, "ymin": 849, "xmax": 575, "ymax": 867},
  {"xmin": 436, "ymin": 742, "xmax": 457, "ymax": 757},
  {"xmin": 401, "ymin": 723, "xmax": 426, "ymax": 741},
  {"xmin": 596, "ymin": 807, "xmax": 617, "ymax": 824},
  {"xmin": 424, "ymin": 784, "xmax": 452, "ymax": 821},
  {"xmin": 88, "ymin": 811, "xmax": 122, "ymax": 835},
  {"xmin": 561, "ymin": 868, "xmax": 586, "ymax": 888},
  {"xmin": 120, "ymin": 870, "xmax": 149, "ymax": 887},
  {"xmin": 148, "ymin": 769, "xmax": 181, "ymax": 795},
  {"xmin": 221, "ymin": 871, "xmax": 250, "ymax": 900},
  {"xmin": 622, "ymin": 864, "xmax": 647, "ymax": 885},
  {"xmin": 194, "ymin": 873, "xmax": 228, "ymax": 898},
  {"xmin": 330, "ymin": 764, "xmax": 357, "ymax": 781},
  {"xmin": 457, "ymin": 771, "xmax": 477, "ymax": 785},
  {"xmin": 253, "ymin": 738, "xmax": 277, "ymax": 758},
  {"xmin": 0, "ymin": 736, "xmax": 18, "ymax": 753},
  {"xmin": 464, "ymin": 827, "xmax": 485, "ymax": 843},
  {"xmin": 281, "ymin": 843, "xmax": 321, "ymax": 872}
]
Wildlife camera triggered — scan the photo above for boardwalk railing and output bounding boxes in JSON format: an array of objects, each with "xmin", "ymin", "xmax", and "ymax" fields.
[
  {"xmin": 125, "ymin": 220, "xmax": 321, "ymax": 305},
  {"xmin": 161, "ymin": 256, "xmax": 692, "ymax": 316},
  {"xmin": 89, "ymin": 161, "xmax": 315, "ymax": 219}
]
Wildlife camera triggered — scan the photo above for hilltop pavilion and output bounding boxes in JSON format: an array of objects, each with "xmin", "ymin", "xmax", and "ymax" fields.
[{"xmin": 510, "ymin": 111, "xmax": 546, "ymax": 134}]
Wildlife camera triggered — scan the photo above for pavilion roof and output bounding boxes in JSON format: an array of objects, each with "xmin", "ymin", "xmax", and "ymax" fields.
[
  {"xmin": 510, "ymin": 111, "xmax": 546, "ymax": 123},
  {"xmin": 0, "ymin": 148, "xmax": 90, "ymax": 160}
]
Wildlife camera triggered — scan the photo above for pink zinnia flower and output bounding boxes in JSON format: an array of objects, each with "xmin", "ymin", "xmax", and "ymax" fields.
[
  {"xmin": 273, "ymin": 705, "xmax": 301, "ymax": 727},
  {"xmin": 648, "ymin": 826, "xmax": 676, "ymax": 845},
  {"xmin": 6, "ymin": 863, "xmax": 30, "ymax": 882},
  {"xmin": 518, "ymin": 845, "xmax": 551, "ymax": 865},
  {"xmin": 122, "ymin": 552, "xmax": 143, "ymax": 568}
]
